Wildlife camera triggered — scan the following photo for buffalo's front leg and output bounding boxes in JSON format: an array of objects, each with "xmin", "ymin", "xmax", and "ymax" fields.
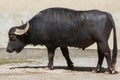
[
  {"xmin": 60, "ymin": 47, "xmax": 74, "ymax": 69},
  {"xmin": 46, "ymin": 46, "xmax": 56, "ymax": 70}
]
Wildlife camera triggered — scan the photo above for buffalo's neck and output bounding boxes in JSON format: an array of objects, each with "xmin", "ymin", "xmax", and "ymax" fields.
[{"xmin": 28, "ymin": 26, "xmax": 43, "ymax": 45}]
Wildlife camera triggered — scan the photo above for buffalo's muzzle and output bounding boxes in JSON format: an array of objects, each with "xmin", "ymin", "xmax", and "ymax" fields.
[{"xmin": 6, "ymin": 47, "xmax": 14, "ymax": 53}]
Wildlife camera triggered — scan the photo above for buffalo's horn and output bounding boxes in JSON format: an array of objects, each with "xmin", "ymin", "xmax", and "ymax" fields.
[{"xmin": 14, "ymin": 22, "xmax": 29, "ymax": 35}]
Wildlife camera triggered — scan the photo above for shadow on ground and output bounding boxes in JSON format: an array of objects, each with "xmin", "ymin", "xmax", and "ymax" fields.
[{"xmin": 10, "ymin": 66, "xmax": 108, "ymax": 73}]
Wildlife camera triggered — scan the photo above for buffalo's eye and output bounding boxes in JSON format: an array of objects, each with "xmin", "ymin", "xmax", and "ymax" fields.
[{"xmin": 9, "ymin": 35, "xmax": 16, "ymax": 41}]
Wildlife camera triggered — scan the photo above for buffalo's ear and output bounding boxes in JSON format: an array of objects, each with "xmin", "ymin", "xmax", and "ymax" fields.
[{"xmin": 14, "ymin": 22, "xmax": 29, "ymax": 35}]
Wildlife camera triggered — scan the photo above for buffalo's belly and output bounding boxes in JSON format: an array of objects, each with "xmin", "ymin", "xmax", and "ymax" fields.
[{"xmin": 55, "ymin": 38, "xmax": 95, "ymax": 49}]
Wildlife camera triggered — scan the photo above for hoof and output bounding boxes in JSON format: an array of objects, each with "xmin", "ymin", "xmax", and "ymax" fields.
[
  {"xmin": 44, "ymin": 66, "xmax": 54, "ymax": 70},
  {"xmin": 92, "ymin": 69, "xmax": 100, "ymax": 73},
  {"xmin": 105, "ymin": 70, "xmax": 118, "ymax": 74},
  {"xmin": 92, "ymin": 68, "xmax": 103, "ymax": 73},
  {"xmin": 110, "ymin": 71, "xmax": 118, "ymax": 74},
  {"xmin": 68, "ymin": 64, "xmax": 74, "ymax": 70}
]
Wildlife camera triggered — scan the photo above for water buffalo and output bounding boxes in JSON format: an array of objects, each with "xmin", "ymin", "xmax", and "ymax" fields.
[{"xmin": 7, "ymin": 8, "xmax": 117, "ymax": 74}]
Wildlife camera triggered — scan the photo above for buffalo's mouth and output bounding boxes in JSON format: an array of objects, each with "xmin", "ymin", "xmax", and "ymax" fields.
[
  {"xmin": 7, "ymin": 50, "xmax": 14, "ymax": 53},
  {"xmin": 7, "ymin": 48, "xmax": 22, "ymax": 53},
  {"xmin": 7, "ymin": 48, "xmax": 14, "ymax": 53}
]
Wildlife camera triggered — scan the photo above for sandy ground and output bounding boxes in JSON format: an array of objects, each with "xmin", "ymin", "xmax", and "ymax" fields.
[{"xmin": 0, "ymin": 48, "xmax": 120, "ymax": 80}]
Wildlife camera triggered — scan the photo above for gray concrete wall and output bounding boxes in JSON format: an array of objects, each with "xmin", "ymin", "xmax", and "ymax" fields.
[{"xmin": 0, "ymin": 0, "xmax": 120, "ymax": 49}]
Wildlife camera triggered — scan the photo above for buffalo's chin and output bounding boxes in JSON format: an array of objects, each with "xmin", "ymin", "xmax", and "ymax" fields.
[
  {"xmin": 15, "ymin": 48, "xmax": 24, "ymax": 53},
  {"xmin": 15, "ymin": 50, "xmax": 21, "ymax": 53}
]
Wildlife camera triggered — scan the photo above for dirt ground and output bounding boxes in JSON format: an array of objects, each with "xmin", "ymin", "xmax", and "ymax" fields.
[{"xmin": 0, "ymin": 48, "xmax": 120, "ymax": 80}]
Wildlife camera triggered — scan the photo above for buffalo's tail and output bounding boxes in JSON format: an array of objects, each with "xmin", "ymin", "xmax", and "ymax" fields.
[{"xmin": 109, "ymin": 14, "xmax": 118, "ymax": 70}]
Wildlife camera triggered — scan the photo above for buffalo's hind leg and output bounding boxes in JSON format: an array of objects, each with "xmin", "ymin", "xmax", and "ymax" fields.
[
  {"xmin": 97, "ymin": 41, "xmax": 116, "ymax": 74},
  {"xmin": 60, "ymin": 47, "xmax": 74, "ymax": 69},
  {"xmin": 93, "ymin": 45, "xmax": 104, "ymax": 73}
]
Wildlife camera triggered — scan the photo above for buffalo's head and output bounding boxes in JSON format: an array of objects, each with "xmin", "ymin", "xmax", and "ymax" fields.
[{"xmin": 7, "ymin": 22, "xmax": 30, "ymax": 53}]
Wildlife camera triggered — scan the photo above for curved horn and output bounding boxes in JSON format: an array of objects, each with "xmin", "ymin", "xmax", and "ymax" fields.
[{"xmin": 14, "ymin": 22, "xmax": 29, "ymax": 35}]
